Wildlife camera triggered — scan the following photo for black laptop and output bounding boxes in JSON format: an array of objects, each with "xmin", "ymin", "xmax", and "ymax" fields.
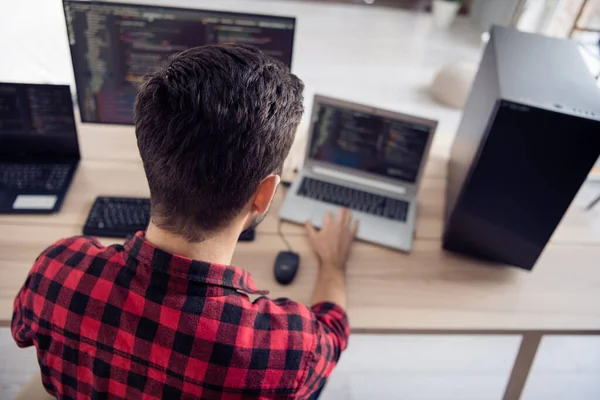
[{"xmin": 0, "ymin": 82, "xmax": 80, "ymax": 214}]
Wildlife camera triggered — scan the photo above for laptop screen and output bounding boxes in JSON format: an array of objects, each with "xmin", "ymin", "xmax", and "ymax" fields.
[
  {"xmin": 0, "ymin": 83, "xmax": 79, "ymax": 160},
  {"xmin": 308, "ymin": 100, "xmax": 434, "ymax": 184}
]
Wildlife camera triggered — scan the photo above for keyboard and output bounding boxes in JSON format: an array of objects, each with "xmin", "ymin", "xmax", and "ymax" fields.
[
  {"xmin": 83, "ymin": 196, "xmax": 255, "ymax": 241},
  {"xmin": 297, "ymin": 177, "xmax": 409, "ymax": 222},
  {"xmin": 0, "ymin": 163, "xmax": 71, "ymax": 191}
]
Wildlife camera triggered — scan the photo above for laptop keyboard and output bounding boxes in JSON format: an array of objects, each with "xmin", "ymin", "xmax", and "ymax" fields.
[
  {"xmin": 297, "ymin": 177, "xmax": 409, "ymax": 222},
  {"xmin": 0, "ymin": 164, "xmax": 71, "ymax": 191}
]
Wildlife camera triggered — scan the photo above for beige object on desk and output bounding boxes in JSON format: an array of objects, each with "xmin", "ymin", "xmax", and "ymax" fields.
[
  {"xmin": 1, "ymin": 124, "xmax": 600, "ymax": 400},
  {"xmin": 431, "ymin": 61, "xmax": 478, "ymax": 109}
]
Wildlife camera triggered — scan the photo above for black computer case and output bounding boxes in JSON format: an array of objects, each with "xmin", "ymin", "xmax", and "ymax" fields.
[{"xmin": 443, "ymin": 26, "xmax": 600, "ymax": 270}]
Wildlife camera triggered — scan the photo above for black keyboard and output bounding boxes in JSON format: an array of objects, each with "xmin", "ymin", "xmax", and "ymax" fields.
[
  {"xmin": 83, "ymin": 196, "xmax": 255, "ymax": 241},
  {"xmin": 297, "ymin": 178, "xmax": 409, "ymax": 222},
  {"xmin": 0, "ymin": 164, "xmax": 71, "ymax": 191}
]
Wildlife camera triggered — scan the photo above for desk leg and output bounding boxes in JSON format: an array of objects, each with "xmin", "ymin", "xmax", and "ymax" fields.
[{"xmin": 503, "ymin": 332, "xmax": 542, "ymax": 400}]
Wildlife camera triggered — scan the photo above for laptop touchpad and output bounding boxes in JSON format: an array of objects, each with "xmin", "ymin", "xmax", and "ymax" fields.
[
  {"xmin": 310, "ymin": 204, "xmax": 348, "ymax": 227},
  {"xmin": 12, "ymin": 195, "xmax": 57, "ymax": 210}
]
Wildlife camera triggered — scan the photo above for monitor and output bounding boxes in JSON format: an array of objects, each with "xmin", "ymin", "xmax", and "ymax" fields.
[
  {"xmin": 0, "ymin": 83, "xmax": 79, "ymax": 160},
  {"xmin": 63, "ymin": 0, "xmax": 296, "ymax": 125},
  {"xmin": 308, "ymin": 97, "xmax": 435, "ymax": 184}
]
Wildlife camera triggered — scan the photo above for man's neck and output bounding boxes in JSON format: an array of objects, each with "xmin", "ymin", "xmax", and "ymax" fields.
[{"xmin": 145, "ymin": 222, "xmax": 241, "ymax": 265}]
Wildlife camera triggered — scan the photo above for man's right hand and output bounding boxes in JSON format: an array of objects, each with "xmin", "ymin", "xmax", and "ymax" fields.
[
  {"xmin": 305, "ymin": 208, "xmax": 359, "ymax": 271},
  {"xmin": 306, "ymin": 209, "xmax": 358, "ymax": 309}
]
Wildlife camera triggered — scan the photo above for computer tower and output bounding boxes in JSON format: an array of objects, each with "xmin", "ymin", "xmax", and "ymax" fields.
[{"xmin": 443, "ymin": 26, "xmax": 600, "ymax": 270}]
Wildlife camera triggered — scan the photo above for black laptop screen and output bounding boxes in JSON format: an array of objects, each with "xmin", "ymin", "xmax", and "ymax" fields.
[
  {"xmin": 0, "ymin": 83, "xmax": 79, "ymax": 160},
  {"xmin": 308, "ymin": 102, "xmax": 433, "ymax": 184}
]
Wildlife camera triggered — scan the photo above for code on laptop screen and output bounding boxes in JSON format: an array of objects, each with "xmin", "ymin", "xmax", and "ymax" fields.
[
  {"xmin": 309, "ymin": 102, "xmax": 432, "ymax": 183},
  {"xmin": 0, "ymin": 84, "xmax": 75, "ymax": 137}
]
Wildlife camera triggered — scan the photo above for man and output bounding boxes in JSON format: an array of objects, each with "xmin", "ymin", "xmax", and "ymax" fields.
[{"xmin": 12, "ymin": 44, "xmax": 358, "ymax": 399}]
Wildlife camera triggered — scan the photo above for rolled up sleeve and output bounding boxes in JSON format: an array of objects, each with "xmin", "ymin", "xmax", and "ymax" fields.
[{"xmin": 297, "ymin": 301, "xmax": 350, "ymax": 399}]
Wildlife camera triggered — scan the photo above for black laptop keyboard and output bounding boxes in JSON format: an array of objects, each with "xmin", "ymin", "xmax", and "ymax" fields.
[
  {"xmin": 0, "ymin": 164, "xmax": 71, "ymax": 191},
  {"xmin": 297, "ymin": 177, "xmax": 409, "ymax": 222}
]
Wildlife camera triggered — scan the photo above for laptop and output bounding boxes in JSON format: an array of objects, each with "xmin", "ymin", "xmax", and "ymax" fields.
[
  {"xmin": 280, "ymin": 95, "xmax": 437, "ymax": 251},
  {"xmin": 0, "ymin": 83, "xmax": 80, "ymax": 214}
]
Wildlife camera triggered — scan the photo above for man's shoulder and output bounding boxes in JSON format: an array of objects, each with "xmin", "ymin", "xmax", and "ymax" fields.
[
  {"xmin": 32, "ymin": 236, "xmax": 120, "ymax": 277},
  {"xmin": 36, "ymin": 235, "xmax": 105, "ymax": 261}
]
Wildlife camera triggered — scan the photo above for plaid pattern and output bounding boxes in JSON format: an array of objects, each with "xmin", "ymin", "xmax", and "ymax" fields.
[{"xmin": 12, "ymin": 232, "xmax": 349, "ymax": 399}]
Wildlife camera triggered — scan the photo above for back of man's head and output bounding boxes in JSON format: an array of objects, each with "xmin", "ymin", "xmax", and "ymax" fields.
[{"xmin": 134, "ymin": 44, "xmax": 304, "ymax": 242}]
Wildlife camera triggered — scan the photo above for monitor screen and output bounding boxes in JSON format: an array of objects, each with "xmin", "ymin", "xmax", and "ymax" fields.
[
  {"xmin": 0, "ymin": 83, "xmax": 79, "ymax": 159},
  {"xmin": 63, "ymin": 0, "xmax": 296, "ymax": 125},
  {"xmin": 308, "ymin": 101, "xmax": 433, "ymax": 184}
]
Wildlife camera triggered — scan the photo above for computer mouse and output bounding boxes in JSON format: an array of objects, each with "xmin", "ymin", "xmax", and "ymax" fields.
[{"xmin": 274, "ymin": 251, "xmax": 300, "ymax": 285}]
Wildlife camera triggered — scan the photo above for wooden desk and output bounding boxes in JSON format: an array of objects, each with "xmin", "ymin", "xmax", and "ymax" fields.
[{"xmin": 1, "ymin": 125, "xmax": 599, "ymax": 400}]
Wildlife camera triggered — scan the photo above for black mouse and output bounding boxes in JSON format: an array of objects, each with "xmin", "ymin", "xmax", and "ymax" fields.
[{"xmin": 274, "ymin": 251, "xmax": 300, "ymax": 285}]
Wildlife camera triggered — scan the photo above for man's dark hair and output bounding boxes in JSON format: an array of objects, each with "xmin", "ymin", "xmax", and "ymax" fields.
[{"xmin": 134, "ymin": 44, "xmax": 304, "ymax": 242}]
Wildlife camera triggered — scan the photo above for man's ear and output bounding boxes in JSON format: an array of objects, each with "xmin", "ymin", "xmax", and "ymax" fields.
[{"xmin": 252, "ymin": 174, "xmax": 281, "ymax": 214}]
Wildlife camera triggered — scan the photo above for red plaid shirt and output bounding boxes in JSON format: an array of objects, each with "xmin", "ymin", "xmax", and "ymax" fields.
[{"xmin": 12, "ymin": 232, "xmax": 349, "ymax": 399}]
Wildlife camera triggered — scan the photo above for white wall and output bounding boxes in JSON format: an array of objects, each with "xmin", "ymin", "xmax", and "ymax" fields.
[{"xmin": 0, "ymin": 0, "xmax": 75, "ymax": 86}]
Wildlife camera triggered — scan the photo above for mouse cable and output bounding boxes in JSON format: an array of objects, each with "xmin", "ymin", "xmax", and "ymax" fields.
[{"xmin": 277, "ymin": 219, "xmax": 293, "ymax": 251}]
